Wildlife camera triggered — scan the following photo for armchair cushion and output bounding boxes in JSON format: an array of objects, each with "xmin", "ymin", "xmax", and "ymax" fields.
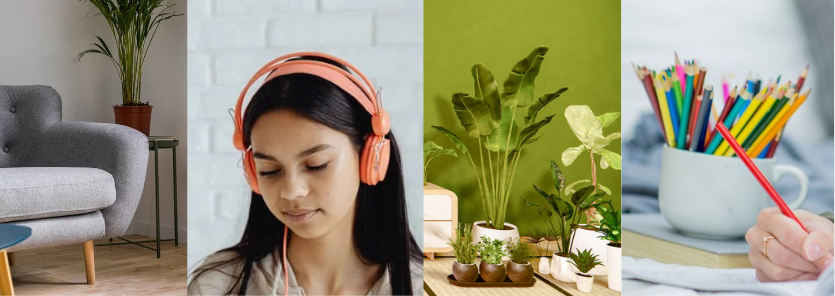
[{"xmin": 0, "ymin": 167, "xmax": 116, "ymax": 223}]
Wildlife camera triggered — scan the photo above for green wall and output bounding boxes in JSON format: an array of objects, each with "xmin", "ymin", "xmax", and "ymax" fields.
[{"xmin": 424, "ymin": 0, "xmax": 622, "ymax": 234}]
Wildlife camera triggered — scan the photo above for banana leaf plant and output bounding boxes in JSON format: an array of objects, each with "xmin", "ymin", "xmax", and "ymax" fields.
[
  {"xmin": 432, "ymin": 46, "xmax": 568, "ymax": 230},
  {"xmin": 522, "ymin": 161, "xmax": 605, "ymax": 255},
  {"xmin": 75, "ymin": 0, "xmax": 182, "ymax": 105},
  {"xmin": 424, "ymin": 141, "xmax": 457, "ymax": 185},
  {"xmin": 561, "ymin": 105, "xmax": 621, "ymax": 223}
]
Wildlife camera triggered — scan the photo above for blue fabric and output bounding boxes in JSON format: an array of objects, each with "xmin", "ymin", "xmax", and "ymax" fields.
[{"xmin": 623, "ymin": 113, "xmax": 834, "ymax": 214}]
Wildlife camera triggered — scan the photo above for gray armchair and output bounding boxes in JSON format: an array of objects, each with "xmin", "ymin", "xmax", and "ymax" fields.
[{"xmin": 0, "ymin": 85, "xmax": 148, "ymax": 284}]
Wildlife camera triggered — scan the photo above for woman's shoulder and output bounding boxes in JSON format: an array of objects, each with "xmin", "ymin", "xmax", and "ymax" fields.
[
  {"xmin": 410, "ymin": 260, "xmax": 423, "ymax": 295},
  {"xmin": 188, "ymin": 250, "xmax": 245, "ymax": 295}
]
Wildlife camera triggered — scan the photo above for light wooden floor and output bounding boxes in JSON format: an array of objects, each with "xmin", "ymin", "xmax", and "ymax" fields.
[{"xmin": 9, "ymin": 235, "xmax": 186, "ymax": 295}]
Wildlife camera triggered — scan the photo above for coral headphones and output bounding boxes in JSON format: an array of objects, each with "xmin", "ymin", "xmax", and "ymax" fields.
[{"xmin": 232, "ymin": 52, "xmax": 391, "ymax": 195}]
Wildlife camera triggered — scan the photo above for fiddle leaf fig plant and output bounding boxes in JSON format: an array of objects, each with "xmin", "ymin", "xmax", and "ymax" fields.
[
  {"xmin": 432, "ymin": 46, "xmax": 568, "ymax": 230},
  {"xmin": 561, "ymin": 105, "xmax": 621, "ymax": 223},
  {"xmin": 522, "ymin": 161, "xmax": 605, "ymax": 255},
  {"xmin": 424, "ymin": 141, "xmax": 457, "ymax": 185}
]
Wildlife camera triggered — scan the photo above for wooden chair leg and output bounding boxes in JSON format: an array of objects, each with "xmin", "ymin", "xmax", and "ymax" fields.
[
  {"xmin": 6, "ymin": 253, "xmax": 13, "ymax": 267},
  {"xmin": 0, "ymin": 250, "xmax": 14, "ymax": 296},
  {"xmin": 424, "ymin": 252, "xmax": 435, "ymax": 260},
  {"xmin": 83, "ymin": 241, "xmax": 95, "ymax": 285}
]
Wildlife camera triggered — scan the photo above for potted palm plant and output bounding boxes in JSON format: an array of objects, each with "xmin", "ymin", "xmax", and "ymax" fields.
[
  {"xmin": 505, "ymin": 238, "xmax": 535, "ymax": 282},
  {"xmin": 424, "ymin": 141, "xmax": 457, "ymax": 185},
  {"xmin": 477, "ymin": 236, "xmax": 508, "ymax": 283},
  {"xmin": 569, "ymin": 248, "xmax": 604, "ymax": 293},
  {"xmin": 433, "ymin": 46, "xmax": 568, "ymax": 245},
  {"xmin": 521, "ymin": 161, "xmax": 605, "ymax": 282},
  {"xmin": 524, "ymin": 226, "xmax": 553, "ymax": 274},
  {"xmin": 595, "ymin": 201, "xmax": 622, "ymax": 291},
  {"xmin": 448, "ymin": 222, "xmax": 479, "ymax": 282},
  {"xmin": 75, "ymin": 0, "xmax": 182, "ymax": 136}
]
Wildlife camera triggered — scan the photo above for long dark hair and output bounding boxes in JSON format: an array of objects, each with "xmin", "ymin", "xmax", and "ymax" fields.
[{"xmin": 189, "ymin": 57, "xmax": 422, "ymax": 295}]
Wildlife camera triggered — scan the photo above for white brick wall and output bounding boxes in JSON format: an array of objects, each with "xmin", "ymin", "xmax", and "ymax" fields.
[{"xmin": 187, "ymin": 0, "xmax": 424, "ymax": 270}]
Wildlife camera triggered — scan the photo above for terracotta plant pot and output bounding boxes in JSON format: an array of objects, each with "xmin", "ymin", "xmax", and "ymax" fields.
[
  {"xmin": 506, "ymin": 260, "xmax": 533, "ymax": 282},
  {"xmin": 479, "ymin": 261, "xmax": 506, "ymax": 283},
  {"xmin": 114, "ymin": 105, "xmax": 153, "ymax": 136},
  {"xmin": 575, "ymin": 272, "xmax": 594, "ymax": 292},
  {"xmin": 452, "ymin": 261, "xmax": 478, "ymax": 282}
]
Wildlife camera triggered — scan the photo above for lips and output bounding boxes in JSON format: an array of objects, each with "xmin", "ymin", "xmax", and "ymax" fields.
[{"xmin": 283, "ymin": 209, "xmax": 321, "ymax": 224}]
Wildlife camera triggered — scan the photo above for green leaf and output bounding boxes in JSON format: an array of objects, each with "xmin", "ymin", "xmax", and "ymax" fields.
[
  {"xmin": 518, "ymin": 115, "xmax": 554, "ymax": 149},
  {"xmin": 532, "ymin": 184, "xmax": 549, "ymax": 199},
  {"xmin": 564, "ymin": 179, "xmax": 592, "ymax": 195},
  {"xmin": 561, "ymin": 145, "xmax": 585, "ymax": 166},
  {"xmin": 472, "ymin": 64, "xmax": 502, "ymax": 128},
  {"xmin": 523, "ymin": 134, "xmax": 542, "ymax": 145},
  {"xmin": 550, "ymin": 160, "xmax": 565, "ymax": 193},
  {"xmin": 596, "ymin": 112, "xmax": 620, "ymax": 128},
  {"xmin": 525, "ymin": 88, "xmax": 567, "ymax": 125},
  {"xmin": 501, "ymin": 46, "xmax": 548, "ymax": 107},
  {"xmin": 452, "ymin": 93, "xmax": 493, "ymax": 138},
  {"xmin": 565, "ymin": 105, "xmax": 603, "ymax": 148},
  {"xmin": 597, "ymin": 184, "xmax": 612, "ymax": 195},
  {"xmin": 431, "ymin": 126, "xmax": 469, "ymax": 155},
  {"xmin": 522, "ymin": 198, "xmax": 552, "ymax": 217},
  {"xmin": 577, "ymin": 192, "xmax": 607, "ymax": 213},
  {"xmin": 485, "ymin": 106, "xmax": 519, "ymax": 152},
  {"xmin": 570, "ymin": 186, "xmax": 595, "ymax": 207},
  {"xmin": 507, "ymin": 149, "xmax": 517, "ymax": 163},
  {"xmin": 599, "ymin": 149, "xmax": 622, "ymax": 170}
]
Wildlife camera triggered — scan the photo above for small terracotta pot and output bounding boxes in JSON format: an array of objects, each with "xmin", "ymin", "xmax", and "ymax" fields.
[
  {"xmin": 479, "ymin": 261, "xmax": 506, "ymax": 283},
  {"xmin": 506, "ymin": 260, "xmax": 533, "ymax": 282},
  {"xmin": 114, "ymin": 105, "xmax": 153, "ymax": 136},
  {"xmin": 452, "ymin": 261, "xmax": 478, "ymax": 282}
]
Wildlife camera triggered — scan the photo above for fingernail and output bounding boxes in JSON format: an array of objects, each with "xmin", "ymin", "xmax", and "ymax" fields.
[{"xmin": 805, "ymin": 244, "xmax": 823, "ymax": 261}]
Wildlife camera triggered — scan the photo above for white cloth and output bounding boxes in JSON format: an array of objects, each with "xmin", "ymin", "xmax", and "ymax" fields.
[
  {"xmin": 188, "ymin": 251, "xmax": 423, "ymax": 295},
  {"xmin": 623, "ymin": 256, "xmax": 831, "ymax": 296}
]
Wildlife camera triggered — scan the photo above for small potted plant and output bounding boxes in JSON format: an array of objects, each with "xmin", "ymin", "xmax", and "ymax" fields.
[
  {"xmin": 569, "ymin": 248, "xmax": 604, "ymax": 292},
  {"xmin": 424, "ymin": 141, "xmax": 457, "ymax": 185},
  {"xmin": 596, "ymin": 201, "xmax": 622, "ymax": 291},
  {"xmin": 477, "ymin": 235, "xmax": 508, "ymax": 283},
  {"xmin": 505, "ymin": 238, "xmax": 535, "ymax": 282},
  {"xmin": 448, "ymin": 222, "xmax": 478, "ymax": 282},
  {"xmin": 521, "ymin": 161, "xmax": 605, "ymax": 282},
  {"xmin": 524, "ymin": 226, "xmax": 552, "ymax": 274}
]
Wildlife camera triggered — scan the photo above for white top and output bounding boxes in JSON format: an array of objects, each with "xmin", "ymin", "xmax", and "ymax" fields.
[{"xmin": 188, "ymin": 251, "xmax": 423, "ymax": 295}]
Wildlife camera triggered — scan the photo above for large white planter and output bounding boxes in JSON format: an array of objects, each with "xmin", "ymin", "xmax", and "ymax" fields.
[
  {"xmin": 550, "ymin": 253, "xmax": 576, "ymax": 283},
  {"xmin": 576, "ymin": 273, "xmax": 594, "ymax": 292},
  {"xmin": 607, "ymin": 245, "xmax": 622, "ymax": 291},
  {"xmin": 571, "ymin": 225, "xmax": 608, "ymax": 275},
  {"xmin": 472, "ymin": 220, "xmax": 520, "ymax": 245}
]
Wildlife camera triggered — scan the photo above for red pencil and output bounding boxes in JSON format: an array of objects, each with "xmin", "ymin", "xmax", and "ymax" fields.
[{"xmin": 715, "ymin": 122, "xmax": 808, "ymax": 232}]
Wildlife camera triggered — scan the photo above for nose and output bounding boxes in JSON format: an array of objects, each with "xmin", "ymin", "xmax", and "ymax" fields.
[{"xmin": 279, "ymin": 171, "xmax": 309, "ymax": 200}]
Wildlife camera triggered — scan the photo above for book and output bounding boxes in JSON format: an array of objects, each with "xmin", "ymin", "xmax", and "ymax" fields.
[{"xmin": 623, "ymin": 214, "xmax": 751, "ymax": 268}]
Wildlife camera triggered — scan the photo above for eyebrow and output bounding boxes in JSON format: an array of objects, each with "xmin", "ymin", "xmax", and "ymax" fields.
[{"xmin": 252, "ymin": 144, "xmax": 333, "ymax": 161}]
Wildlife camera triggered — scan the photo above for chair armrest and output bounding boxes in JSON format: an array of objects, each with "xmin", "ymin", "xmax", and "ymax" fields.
[{"xmin": 22, "ymin": 122, "xmax": 148, "ymax": 238}]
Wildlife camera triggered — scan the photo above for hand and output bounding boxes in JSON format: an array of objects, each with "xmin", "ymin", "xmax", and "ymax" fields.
[{"xmin": 745, "ymin": 207, "xmax": 834, "ymax": 282}]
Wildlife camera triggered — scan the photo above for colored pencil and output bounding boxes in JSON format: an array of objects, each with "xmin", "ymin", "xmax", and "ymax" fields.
[
  {"xmin": 634, "ymin": 63, "xmax": 667, "ymax": 143},
  {"xmin": 742, "ymin": 89, "xmax": 793, "ymax": 150},
  {"xmin": 796, "ymin": 65, "xmax": 809, "ymax": 91},
  {"xmin": 716, "ymin": 92, "xmax": 764, "ymax": 156},
  {"xmin": 705, "ymin": 87, "xmax": 738, "ymax": 146},
  {"xmin": 715, "ymin": 122, "xmax": 808, "ymax": 232},
  {"xmin": 690, "ymin": 86, "xmax": 713, "ymax": 151},
  {"xmin": 654, "ymin": 76, "xmax": 677, "ymax": 147},
  {"xmin": 665, "ymin": 79, "xmax": 681, "ymax": 147},
  {"xmin": 747, "ymin": 89, "xmax": 811, "ymax": 157},
  {"xmin": 675, "ymin": 52, "xmax": 686, "ymax": 90},
  {"xmin": 678, "ymin": 66, "xmax": 695, "ymax": 148},
  {"xmin": 706, "ymin": 91, "xmax": 750, "ymax": 154},
  {"xmin": 726, "ymin": 93, "xmax": 778, "ymax": 156}
]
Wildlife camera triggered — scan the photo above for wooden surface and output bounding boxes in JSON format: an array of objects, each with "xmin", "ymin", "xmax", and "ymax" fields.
[
  {"xmin": 1, "ymin": 250, "xmax": 13, "ymax": 296},
  {"xmin": 8, "ymin": 235, "xmax": 185, "ymax": 295},
  {"xmin": 83, "ymin": 241, "xmax": 95, "ymax": 284},
  {"xmin": 423, "ymin": 257, "xmax": 566, "ymax": 295}
]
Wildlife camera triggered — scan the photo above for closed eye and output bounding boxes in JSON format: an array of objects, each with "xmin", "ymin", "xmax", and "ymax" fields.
[
  {"xmin": 258, "ymin": 169, "xmax": 280, "ymax": 176},
  {"xmin": 307, "ymin": 162, "xmax": 329, "ymax": 172}
]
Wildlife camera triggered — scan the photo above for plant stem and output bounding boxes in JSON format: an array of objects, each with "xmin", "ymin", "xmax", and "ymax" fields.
[
  {"xmin": 477, "ymin": 137, "xmax": 494, "ymax": 225},
  {"xmin": 496, "ymin": 108, "xmax": 518, "ymax": 228}
]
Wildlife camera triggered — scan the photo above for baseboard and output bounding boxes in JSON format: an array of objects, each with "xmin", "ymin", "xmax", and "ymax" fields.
[{"xmin": 126, "ymin": 221, "xmax": 188, "ymax": 244}]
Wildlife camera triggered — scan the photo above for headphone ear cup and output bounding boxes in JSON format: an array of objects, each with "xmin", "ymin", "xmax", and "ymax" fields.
[
  {"xmin": 360, "ymin": 134, "xmax": 390, "ymax": 186},
  {"xmin": 243, "ymin": 150, "xmax": 262, "ymax": 195}
]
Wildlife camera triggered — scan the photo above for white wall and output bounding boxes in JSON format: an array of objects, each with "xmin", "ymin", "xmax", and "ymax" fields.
[
  {"xmin": 621, "ymin": 0, "xmax": 826, "ymax": 143},
  {"xmin": 0, "ymin": 1, "xmax": 188, "ymax": 244},
  {"xmin": 187, "ymin": 0, "xmax": 424, "ymax": 270}
]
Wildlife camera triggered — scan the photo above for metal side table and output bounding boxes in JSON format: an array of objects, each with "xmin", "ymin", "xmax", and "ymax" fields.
[{"xmin": 97, "ymin": 136, "xmax": 179, "ymax": 258}]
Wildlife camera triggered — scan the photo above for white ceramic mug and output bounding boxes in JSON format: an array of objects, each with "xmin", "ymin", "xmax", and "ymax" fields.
[{"xmin": 658, "ymin": 145, "xmax": 808, "ymax": 239}]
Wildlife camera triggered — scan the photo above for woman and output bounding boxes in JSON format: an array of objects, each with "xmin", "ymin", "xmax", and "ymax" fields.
[{"xmin": 188, "ymin": 53, "xmax": 423, "ymax": 295}]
